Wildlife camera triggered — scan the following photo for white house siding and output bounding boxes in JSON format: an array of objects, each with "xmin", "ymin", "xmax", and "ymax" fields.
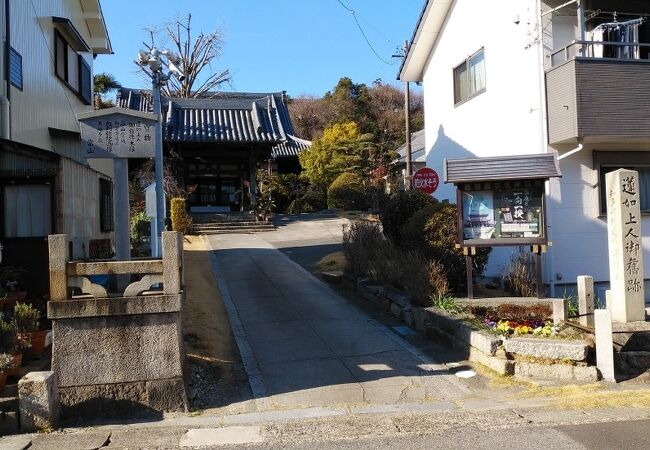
[
  {"xmin": 61, "ymin": 157, "xmax": 112, "ymax": 259},
  {"xmin": 420, "ymin": 0, "xmax": 545, "ymax": 276},
  {"xmin": 9, "ymin": 0, "xmax": 94, "ymax": 160},
  {"xmin": 548, "ymin": 144, "xmax": 650, "ymax": 296}
]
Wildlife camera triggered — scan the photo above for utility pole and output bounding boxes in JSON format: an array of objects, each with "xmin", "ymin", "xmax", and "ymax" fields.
[{"xmin": 403, "ymin": 40, "xmax": 413, "ymax": 189}]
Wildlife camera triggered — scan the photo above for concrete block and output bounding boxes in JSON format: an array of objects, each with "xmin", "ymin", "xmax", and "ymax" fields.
[
  {"xmin": 577, "ymin": 275, "xmax": 595, "ymax": 327},
  {"xmin": 18, "ymin": 371, "xmax": 59, "ymax": 432},
  {"xmin": 468, "ymin": 348, "xmax": 513, "ymax": 376},
  {"xmin": 552, "ymin": 298, "xmax": 568, "ymax": 325},
  {"xmin": 59, "ymin": 382, "xmax": 147, "ymax": 419},
  {"xmin": 390, "ymin": 303, "xmax": 402, "ymax": 319},
  {"xmin": 385, "ymin": 289, "xmax": 412, "ymax": 308},
  {"xmin": 403, "ymin": 310, "xmax": 415, "ymax": 327},
  {"xmin": 514, "ymin": 362, "xmax": 596, "ymax": 381},
  {"xmin": 48, "ymin": 235, "xmax": 69, "ymax": 302},
  {"xmin": 163, "ymin": 231, "xmax": 182, "ymax": 295},
  {"xmin": 504, "ymin": 338, "xmax": 588, "ymax": 361},
  {"xmin": 48, "ymin": 294, "xmax": 181, "ymax": 319},
  {"xmin": 595, "ymin": 309, "xmax": 615, "ymax": 382},
  {"xmin": 52, "ymin": 313, "xmax": 183, "ymax": 387},
  {"xmin": 468, "ymin": 329, "xmax": 501, "ymax": 356},
  {"xmin": 146, "ymin": 379, "xmax": 188, "ymax": 412}
]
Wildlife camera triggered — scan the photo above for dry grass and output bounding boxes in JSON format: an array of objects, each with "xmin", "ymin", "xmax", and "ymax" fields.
[{"xmin": 316, "ymin": 251, "xmax": 348, "ymax": 273}]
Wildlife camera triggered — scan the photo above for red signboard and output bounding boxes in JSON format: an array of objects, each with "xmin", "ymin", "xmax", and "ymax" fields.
[{"xmin": 412, "ymin": 167, "xmax": 439, "ymax": 194}]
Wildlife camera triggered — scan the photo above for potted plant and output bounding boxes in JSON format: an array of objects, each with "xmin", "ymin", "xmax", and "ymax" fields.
[
  {"xmin": 13, "ymin": 302, "xmax": 39, "ymax": 366},
  {"xmin": 0, "ymin": 353, "xmax": 13, "ymax": 390},
  {"xmin": 0, "ymin": 266, "xmax": 26, "ymax": 304},
  {"xmin": 0, "ymin": 320, "xmax": 17, "ymax": 379}
]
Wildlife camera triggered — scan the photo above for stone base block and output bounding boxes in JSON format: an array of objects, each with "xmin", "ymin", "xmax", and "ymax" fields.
[
  {"xmin": 18, "ymin": 371, "xmax": 59, "ymax": 432},
  {"xmin": 59, "ymin": 378, "xmax": 187, "ymax": 420},
  {"xmin": 514, "ymin": 362, "xmax": 598, "ymax": 382},
  {"xmin": 505, "ymin": 337, "xmax": 588, "ymax": 362},
  {"xmin": 469, "ymin": 348, "xmax": 514, "ymax": 376},
  {"xmin": 390, "ymin": 303, "xmax": 402, "ymax": 319}
]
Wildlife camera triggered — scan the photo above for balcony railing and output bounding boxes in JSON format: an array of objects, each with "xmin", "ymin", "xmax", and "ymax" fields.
[{"xmin": 549, "ymin": 40, "xmax": 650, "ymax": 69}]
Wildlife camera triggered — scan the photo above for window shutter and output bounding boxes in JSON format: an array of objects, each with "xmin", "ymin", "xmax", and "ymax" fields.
[
  {"xmin": 9, "ymin": 47, "xmax": 22, "ymax": 90},
  {"xmin": 80, "ymin": 58, "xmax": 92, "ymax": 105}
]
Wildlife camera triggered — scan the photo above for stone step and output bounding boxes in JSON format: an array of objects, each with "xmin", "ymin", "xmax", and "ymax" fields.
[
  {"xmin": 193, "ymin": 222, "xmax": 264, "ymax": 228},
  {"xmin": 196, "ymin": 228, "xmax": 276, "ymax": 235}
]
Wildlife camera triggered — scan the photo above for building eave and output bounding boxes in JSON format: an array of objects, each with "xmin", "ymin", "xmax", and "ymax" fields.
[
  {"xmin": 398, "ymin": 0, "xmax": 453, "ymax": 82},
  {"xmin": 79, "ymin": 0, "xmax": 113, "ymax": 54}
]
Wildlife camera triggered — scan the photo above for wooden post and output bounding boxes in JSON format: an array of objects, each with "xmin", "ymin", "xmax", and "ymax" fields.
[
  {"xmin": 464, "ymin": 246, "xmax": 475, "ymax": 299},
  {"xmin": 48, "ymin": 234, "xmax": 69, "ymax": 301},
  {"xmin": 162, "ymin": 231, "xmax": 182, "ymax": 295},
  {"xmin": 577, "ymin": 275, "xmax": 595, "ymax": 327}
]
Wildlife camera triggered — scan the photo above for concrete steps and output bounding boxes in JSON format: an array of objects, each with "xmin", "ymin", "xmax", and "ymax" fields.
[{"xmin": 191, "ymin": 213, "xmax": 276, "ymax": 235}]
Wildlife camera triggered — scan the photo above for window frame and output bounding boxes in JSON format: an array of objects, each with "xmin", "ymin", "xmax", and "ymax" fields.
[
  {"xmin": 594, "ymin": 151, "xmax": 650, "ymax": 215},
  {"xmin": 453, "ymin": 48, "xmax": 487, "ymax": 106},
  {"xmin": 54, "ymin": 29, "xmax": 92, "ymax": 105}
]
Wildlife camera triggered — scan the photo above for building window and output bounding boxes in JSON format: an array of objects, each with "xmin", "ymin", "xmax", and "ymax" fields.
[
  {"xmin": 3, "ymin": 184, "xmax": 52, "ymax": 237},
  {"xmin": 54, "ymin": 30, "xmax": 91, "ymax": 105},
  {"xmin": 99, "ymin": 178, "xmax": 114, "ymax": 232},
  {"xmin": 9, "ymin": 47, "xmax": 23, "ymax": 90},
  {"xmin": 453, "ymin": 48, "xmax": 486, "ymax": 105},
  {"xmin": 595, "ymin": 151, "xmax": 650, "ymax": 214}
]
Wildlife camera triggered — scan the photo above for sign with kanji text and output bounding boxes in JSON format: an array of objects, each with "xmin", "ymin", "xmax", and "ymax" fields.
[
  {"xmin": 412, "ymin": 167, "xmax": 439, "ymax": 194},
  {"xmin": 77, "ymin": 108, "xmax": 158, "ymax": 159}
]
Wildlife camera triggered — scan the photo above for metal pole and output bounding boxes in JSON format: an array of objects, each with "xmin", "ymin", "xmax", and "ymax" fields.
[
  {"xmin": 113, "ymin": 158, "xmax": 131, "ymax": 289},
  {"xmin": 404, "ymin": 40, "xmax": 412, "ymax": 190},
  {"xmin": 152, "ymin": 73, "xmax": 164, "ymax": 257},
  {"xmin": 577, "ymin": 0, "xmax": 586, "ymax": 56}
]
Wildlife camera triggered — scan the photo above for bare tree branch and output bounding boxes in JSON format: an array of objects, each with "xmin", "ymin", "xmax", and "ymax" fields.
[{"xmin": 136, "ymin": 13, "xmax": 230, "ymax": 98}]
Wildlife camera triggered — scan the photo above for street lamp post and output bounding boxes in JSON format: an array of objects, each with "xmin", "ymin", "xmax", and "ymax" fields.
[{"xmin": 137, "ymin": 48, "xmax": 186, "ymax": 256}]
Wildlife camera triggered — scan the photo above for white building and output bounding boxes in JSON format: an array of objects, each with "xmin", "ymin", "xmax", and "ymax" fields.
[
  {"xmin": 0, "ymin": 0, "xmax": 113, "ymax": 296},
  {"xmin": 400, "ymin": 0, "xmax": 650, "ymax": 298}
]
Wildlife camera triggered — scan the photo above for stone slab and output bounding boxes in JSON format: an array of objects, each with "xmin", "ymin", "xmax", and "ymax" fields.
[
  {"xmin": 514, "ymin": 361, "xmax": 598, "ymax": 382},
  {"xmin": 469, "ymin": 348, "xmax": 513, "ymax": 376},
  {"xmin": 147, "ymin": 379, "xmax": 188, "ymax": 412},
  {"xmin": 457, "ymin": 297, "xmax": 556, "ymax": 308},
  {"xmin": 180, "ymin": 426, "xmax": 264, "ymax": 447},
  {"xmin": 18, "ymin": 371, "xmax": 59, "ymax": 432},
  {"xmin": 30, "ymin": 431, "xmax": 110, "ymax": 450},
  {"xmin": 385, "ymin": 289, "xmax": 412, "ymax": 308},
  {"xmin": 52, "ymin": 313, "xmax": 183, "ymax": 387},
  {"xmin": 390, "ymin": 303, "xmax": 403, "ymax": 319},
  {"xmin": 504, "ymin": 337, "xmax": 588, "ymax": 361},
  {"xmin": 47, "ymin": 294, "xmax": 181, "ymax": 319},
  {"xmin": 612, "ymin": 321, "xmax": 650, "ymax": 333},
  {"xmin": 0, "ymin": 435, "xmax": 33, "ymax": 450}
]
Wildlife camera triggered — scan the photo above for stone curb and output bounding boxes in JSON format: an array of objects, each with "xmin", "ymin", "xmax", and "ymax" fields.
[{"xmin": 504, "ymin": 337, "xmax": 589, "ymax": 362}]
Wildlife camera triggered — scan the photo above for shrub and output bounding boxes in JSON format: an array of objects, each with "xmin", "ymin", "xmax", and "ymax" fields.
[
  {"xmin": 272, "ymin": 174, "xmax": 308, "ymax": 213},
  {"xmin": 170, "ymin": 198, "xmax": 192, "ymax": 234},
  {"xmin": 400, "ymin": 203, "xmax": 491, "ymax": 293},
  {"xmin": 503, "ymin": 251, "xmax": 536, "ymax": 297},
  {"xmin": 13, "ymin": 302, "xmax": 39, "ymax": 334},
  {"xmin": 0, "ymin": 320, "xmax": 16, "ymax": 353},
  {"xmin": 288, "ymin": 184, "xmax": 327, "ymax": 214},
  {"xmin": 327, "ymin": 172, "xmax": 368, "ymax": 211},
  {"xmin": 380, "ymin": 189, "xmax": 437, "ymax": 242},
  {"xmin": 342, "ymin": 221, "xmax": 450, "ymax": 307}
]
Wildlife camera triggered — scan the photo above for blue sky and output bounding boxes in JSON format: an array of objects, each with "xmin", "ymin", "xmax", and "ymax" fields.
[{"xmin": 94, "ymin": 0, "xmax": 424, "ymax": 98}]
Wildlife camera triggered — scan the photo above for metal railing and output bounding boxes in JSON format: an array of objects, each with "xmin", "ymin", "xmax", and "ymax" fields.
[{"xmin": 549, "ymin": 40, "xmax": 650, "ymax": 68}]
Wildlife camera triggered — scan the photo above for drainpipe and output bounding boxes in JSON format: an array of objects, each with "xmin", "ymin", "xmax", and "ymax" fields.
[
  {"xmin": 577, "ymin": 0, "xmax": 586, "ymax": 55},
  {"xmin": 0, "ymin": 0, "xmax": 9, "ymax": 139}
]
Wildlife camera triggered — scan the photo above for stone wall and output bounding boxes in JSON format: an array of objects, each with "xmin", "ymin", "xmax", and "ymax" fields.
[{"xmin": 47, "ymin": 232, "xmax": 188, "ymax": 420}]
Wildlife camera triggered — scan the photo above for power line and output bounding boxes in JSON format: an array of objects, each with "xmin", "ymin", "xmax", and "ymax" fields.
[{"xmin": 336, "ymin": 0, "xmax": 396, "ymax": 66}]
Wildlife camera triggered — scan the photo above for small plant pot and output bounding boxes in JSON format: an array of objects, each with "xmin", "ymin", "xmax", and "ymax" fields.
[
  {"xmin": 29, "ymin": 330, "xmax": 48, "ymax": 358},
  {"xmin": 0, "ymin": 371, "xmax": 7, "ymax": 391},
  {"xmin": 6, "ymin": 353, "xmax": 21, "ymax": 378}
]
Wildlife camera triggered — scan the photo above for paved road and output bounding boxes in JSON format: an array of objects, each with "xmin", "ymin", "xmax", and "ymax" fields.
[{"xmin": 204, "ymin": 220, "xmax": 473, "ymax": 410}]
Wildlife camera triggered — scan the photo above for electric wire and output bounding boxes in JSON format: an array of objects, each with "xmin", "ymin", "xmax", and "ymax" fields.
[{"xmin": 336, "ymin": 0, "xmax": 396, "ymax": 65}]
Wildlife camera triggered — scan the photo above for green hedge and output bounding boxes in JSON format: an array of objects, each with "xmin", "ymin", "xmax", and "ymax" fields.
[
  {"xmin": 380, "ymin": 189, "xmax": 437, "ymax": 242},
  {"xmin": 327, "ymin": 172, "xmax": 367, "ymax": 210}
]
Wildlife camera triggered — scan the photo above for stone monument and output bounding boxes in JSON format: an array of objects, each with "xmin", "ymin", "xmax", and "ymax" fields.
[{"xmin": 606, "ymin": 169, "xmax": 645, "ymax": 323}]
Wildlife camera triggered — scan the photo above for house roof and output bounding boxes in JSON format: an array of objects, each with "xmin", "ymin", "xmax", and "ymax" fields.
[
  {"xmin": 79, "ymin": 0, "xmax": 112, "ymax": 54},
  {"xmin": 398, "ymin": 0, "xmax": 454, "ymax": 82},
  {"xmin": 116, "ymin": 89, "xmax": 311, "ymax": 158},
  {"xmin": 444, "ymin": 153, "xmax": 562, "ymax": 184},
  {"xmin": 394, "ymin": 129, "xmax": 426, "ymax": 164}
]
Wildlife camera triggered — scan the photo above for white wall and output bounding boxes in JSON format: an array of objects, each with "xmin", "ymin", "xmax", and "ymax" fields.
[
  {"xmin": 9, "ymin": 0, "xmax": 94, "ymax": 161},
  {"xmin": 420, "ymin": 0, "xmax": 545, "ymax": 275}
]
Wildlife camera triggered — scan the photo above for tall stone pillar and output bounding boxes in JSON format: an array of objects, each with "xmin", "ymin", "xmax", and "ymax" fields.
[{"xmin": 606, "ymin": 169, "xmax": 645, "ymax": 323}]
